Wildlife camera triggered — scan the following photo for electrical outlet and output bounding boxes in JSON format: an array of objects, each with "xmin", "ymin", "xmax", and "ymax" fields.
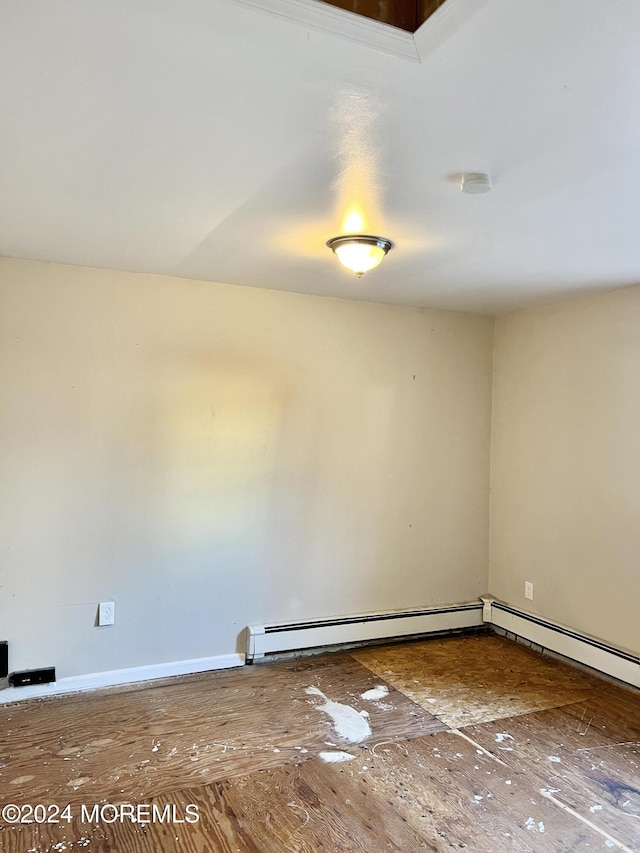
[
  {"xmin": 524, "ymin": 581, "xmax": 534, "ymax": 601},
  {"xmin": 98, "ymin": 601, "xmax": 115, "ymax": 626}
]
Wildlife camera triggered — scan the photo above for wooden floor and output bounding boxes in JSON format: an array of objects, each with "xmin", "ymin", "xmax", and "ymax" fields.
[{"xmin": 0, "ymin": 634, "xmax": 638, "ymax": 851}]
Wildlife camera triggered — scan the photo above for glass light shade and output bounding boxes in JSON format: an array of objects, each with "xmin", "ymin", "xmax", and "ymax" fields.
[{"xmin": 327, "ymin": 235, "xmax": 393, "ymax": 276}]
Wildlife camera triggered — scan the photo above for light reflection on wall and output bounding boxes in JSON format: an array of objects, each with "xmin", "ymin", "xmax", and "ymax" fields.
[
  {"xmin": 332, "ymin": 88, "xmax": 385, "ymax": 235},
  {"xmin": 343, "ymin": 210, "xmax": 364, "ymax": 233}
]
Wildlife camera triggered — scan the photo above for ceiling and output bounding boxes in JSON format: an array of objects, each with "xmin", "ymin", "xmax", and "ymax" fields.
[{"xmin": 2, "ymin": 0, "xmax": 640, "ymax": 313}]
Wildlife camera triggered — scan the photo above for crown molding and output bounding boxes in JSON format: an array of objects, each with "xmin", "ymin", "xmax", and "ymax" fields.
[
  {"xmin": 229, "ymin": 0, "xmax": 486, "ymax": 63},
  {"xmin": 414, "ymin": 0, "xmax": 491, "ymax": 62},
  {"xmin": 230, "ymin": 0, "xmax": 420, "ymax": 61}
]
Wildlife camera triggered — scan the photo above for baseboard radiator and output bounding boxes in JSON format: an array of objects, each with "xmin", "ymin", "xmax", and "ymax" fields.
[
  {"xmin": 247, "ymin": 598, "xmax": 640, "ymax": 689},
  {"xmin": 246, "ymin": 602, "xmax": 485, "ymax": 661},
  {"xmin": 481, "ymin": 596, "xmax": 640, "ymax": 689}
]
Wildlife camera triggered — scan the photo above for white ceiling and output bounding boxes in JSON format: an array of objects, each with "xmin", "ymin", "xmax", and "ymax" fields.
[{"xmin": 2, "ymin": 0, "xmax": 640, "ymax": 313}]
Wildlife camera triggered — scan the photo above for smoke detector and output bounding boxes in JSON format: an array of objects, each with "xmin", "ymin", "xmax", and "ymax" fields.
[{"xmin": 460, "ymin": 172, "xmax": 492, "ymax": 194}]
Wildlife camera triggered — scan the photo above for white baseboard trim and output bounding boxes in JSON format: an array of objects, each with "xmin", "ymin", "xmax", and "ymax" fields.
[
  {"xmin": 0, "ymin": 653, "xmax": 245, "ymax": 705},
  {"xmin": 247, "ymin": 601, "xmax": 484, "ymax": 660},
  {"xmin": 481, "ymin": 597, "xmax": 640, "ymax": 690}
]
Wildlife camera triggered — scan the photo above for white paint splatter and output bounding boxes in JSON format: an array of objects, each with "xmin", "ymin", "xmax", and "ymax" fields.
[
  {"xmin": 319, "ymin": 751, "xmax": 356, "ymax": 763},
  {"xmin": 305, "ymin": 686, "xmax": 371, "ymax": 743},
  {"xmin": 495, "ymin": 733, "xmax": 514, "ymax": 743},
  {"xmin": 360, "ymin": 685, "xmax": 389, "ymax": 701}
]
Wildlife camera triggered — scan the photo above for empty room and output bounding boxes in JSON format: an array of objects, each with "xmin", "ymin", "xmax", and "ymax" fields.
[{"xmin": 1, "ymin": 0, "xmax": 639, "ymax": 850}]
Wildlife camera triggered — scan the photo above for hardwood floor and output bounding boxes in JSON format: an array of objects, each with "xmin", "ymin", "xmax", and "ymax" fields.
[{"xmin": 0, "ymin": 634, "xmax": 638, "ymax": 851}]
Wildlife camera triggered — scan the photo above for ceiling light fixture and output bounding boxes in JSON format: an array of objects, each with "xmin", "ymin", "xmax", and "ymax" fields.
[
  {"xmin": 460, "ymin": 172, "xmax": 492, "ymax": 194},
  {"xmin": 326, "ymin": 234, "xmax": 393, "ymax": 276}
]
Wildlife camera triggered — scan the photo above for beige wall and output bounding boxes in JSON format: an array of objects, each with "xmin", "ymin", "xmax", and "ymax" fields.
[
  {"xmin": 490, "ymin": 286, "xmax": 640, "ymax": 655},
  {"xmin": 0, "ymin": 258, "xmax": 493, "ymax": 677}
]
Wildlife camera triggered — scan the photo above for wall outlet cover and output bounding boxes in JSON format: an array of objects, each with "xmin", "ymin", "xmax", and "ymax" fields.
[{"xmin": 98, "ymin": 601, "xmax": 116, "ymax": 626}]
